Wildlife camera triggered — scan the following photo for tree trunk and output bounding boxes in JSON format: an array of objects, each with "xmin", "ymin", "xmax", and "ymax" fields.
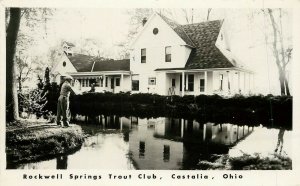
[
  {"xmin": 279, "ymin": 73, "xmax": 285, "ymax": 96},
  {"xmin": 284, "ymin": 76, "xmax": 290, "ymax": 96},
  {"xmin": 6, "ymin": 8, "xmax": 21, "ymax": 122},
  {"xmin": 18, "ymin": 77, "xmax": 22, "ymax": 92}
]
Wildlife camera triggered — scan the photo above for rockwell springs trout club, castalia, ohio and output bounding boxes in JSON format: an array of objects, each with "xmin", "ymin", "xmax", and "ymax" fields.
[
  {"xmin": 51, "ymin": 13, "xmax": 254, "ymax": 96},
  {"xmin": 22, "ymin": 173, "xmax": 243, "ymax": 180}
]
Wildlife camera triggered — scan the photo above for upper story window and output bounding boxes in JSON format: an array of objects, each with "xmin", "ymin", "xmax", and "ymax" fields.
[
  {"xmin": 165, "ymin": 46, "xmax": 171, "ymax": 62},
  {"xmin": 141, "ymin": 48, "xmax": 146, "ymax": 63},
  {"xmin": 63, "ymin": 61, "xmax": 66, "ymax": 67}
]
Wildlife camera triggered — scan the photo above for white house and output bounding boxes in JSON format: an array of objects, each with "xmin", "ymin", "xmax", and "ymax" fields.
[
  {"xmin": 129, "ymin": 13, "xmax": 254, "ymax": 96},
  {"xmin": 52, "ymin": 13, "xmax": 254, "ymax": 96},
  {"xmin": 51, "ymin": 42, "xmax": 131, "ymax": 93}
]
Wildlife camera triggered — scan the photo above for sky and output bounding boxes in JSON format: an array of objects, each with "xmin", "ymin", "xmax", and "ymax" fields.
[{"xmin": 24, "ymin": 8, "xmax": 293, "ymax": 95}]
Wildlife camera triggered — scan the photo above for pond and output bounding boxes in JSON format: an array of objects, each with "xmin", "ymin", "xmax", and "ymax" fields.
[{"xmin": 11, "ymin": 116, "xmax": 292, "ymax": 170}]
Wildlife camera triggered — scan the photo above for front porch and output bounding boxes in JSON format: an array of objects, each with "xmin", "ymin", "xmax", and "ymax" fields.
[
  {"xmin": 68, "ymin": 72, "xmax": 131, "ymax": 93},
  {"xmin": 160, "ymin": 69, "xmax": 254, "ymax": 96}
]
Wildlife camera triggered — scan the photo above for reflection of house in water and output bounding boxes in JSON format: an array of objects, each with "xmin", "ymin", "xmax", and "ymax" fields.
[
  {"xmin": 77, "ymin": 115, "xmax": 254, "ymax": 169},
  {"xmin": 127, "ymin": 117, "xmax": 254, "ymax": 170}
]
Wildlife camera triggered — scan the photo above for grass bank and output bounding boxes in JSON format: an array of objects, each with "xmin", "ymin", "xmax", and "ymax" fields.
[
  {"xmin": 198, "ymin": 153, "xmax": 292, "ymax": 170},
  {"xmin": 6, "ymin": 120, "xmax": 84, "ymax": 168}
]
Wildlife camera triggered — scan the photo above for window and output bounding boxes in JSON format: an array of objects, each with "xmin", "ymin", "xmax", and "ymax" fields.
[
  {"xmin": 148, "ymin": 77, "xmax": 156, "ymax": 85},
  {"xmin": 220, "ymin": 74, "xmax": 223, "ymax": 90},
  {"xmin": 132, "ymin": 80, "xmax": 139, "ymax": 91},
  {"xmin": 200, "ymin": 79, "xmax": 205, "ymax": 92},
  {"xmin": 105, "ymin": 77, "xmax": 108, "ymax": 87},
  {"xmin": 90, "ymin": 79, "xmax": 99, "ymax": 87},
  {"xmin": 165, "ymin": 46, "xmax": 171, "ymax": 62},
  {"xmin": 139, "ymin": 141, "xmax": 145, "ymax": 158},
  {"xmin": 172, "ymin": 78, "xmax": 176, "ymax": 87},
  {"xmin": 153, "ymin": 28, "xmax": 159, "ymax": 35},
  {"xmin": 141, "ymin": 48, "xmax": 146, "ymax": 63},
  {"xmin": 187, "ymin": 74, "xmax": 194, "ymax": 91},
  {"xmin": 163, "ymin": 145, "xmax": 170, "ymax": 162},
  {"xmin": 82, "ymin": 79, "xmax": 86, "ymax": 87},
  {"xmin": 180, "ymin": 75, "xmax": 185, "ymax": 91},
  {"xmin": 116, "ymin": 78, "xmax": 120, "ymax": 86},
  {"xmin": 63, "ymin": 61, "xmax": 66, "ymax": 67},
  {"xmin": 100, "ymin": 78, "xmax": 103, "ymax": 87},
  {"xmin": 111, "ymin": 78, "xmax": 114, "ymax": 89}
]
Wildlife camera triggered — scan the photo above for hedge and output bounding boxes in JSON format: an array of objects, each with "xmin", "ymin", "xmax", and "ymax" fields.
[{"xmin": 68, "ymin": 93, "xmax": 292, "ymax": 130}]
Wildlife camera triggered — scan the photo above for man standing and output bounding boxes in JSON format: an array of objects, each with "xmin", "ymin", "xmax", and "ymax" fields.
[{"xmin": 57, "ymin": 74, "xmax": 76, "ymax": 127}]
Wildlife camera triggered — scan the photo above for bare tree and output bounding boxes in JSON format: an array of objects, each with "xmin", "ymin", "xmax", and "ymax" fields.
[
  {"xmin": 207, "ymin": 8, "xmax": 212, "ymax": 21},
  {"xmin": 264, "ymin": 9, "xmax": 291, "ymax": 96},
  {"xmin": 16, "ymin": 54, "xmax": 33, "ymax": 92},
  {"xmin": 182, "ymin": 9, "xmax": 194, "ymax": 24}
]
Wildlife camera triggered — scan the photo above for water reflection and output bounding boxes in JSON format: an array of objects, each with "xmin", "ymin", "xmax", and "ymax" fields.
[
  {"xmin": 10, "ymin": 116, "xmax": 292, "ymax": 170},
  {"xmin": 56, "ymin": 155, "xmax": 68, "ymax": 169},
  {"xmin": 128, "ymin": 117, "xmax": 254, "ymax": 169},
  {"xmin": 275, "ymin": 128, "xmax": 285, "ymax": 155}
]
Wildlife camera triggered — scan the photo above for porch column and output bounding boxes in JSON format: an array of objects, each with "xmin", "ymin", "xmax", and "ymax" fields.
[
  {"xmin": 181, "ymin": 71, "xmax": 185, "ymax": 97},
  {"xmin": 204, "ymin": 71, "xmax": 208, "ymax": 94},
  {"xmin": 226, "ymin": 71, "xmax": 230, "ymax": 93},
  {"xmin": 120, "ymin": 117, "xmax": 123, "ymax": 130},
  {"xmin": 203, "ymin": 124, "xmax": 206, "ymax": 141},
  {"xmin": 121, "ymin": 74, "xmax": 124, "ymax": 91},
  {"xmin": 180, "ymin": 119, "xmax": 184, "ymax": 138},
  {"xmin": 103, "ymin": 75, "xmax": 106, "ymax": 89}
]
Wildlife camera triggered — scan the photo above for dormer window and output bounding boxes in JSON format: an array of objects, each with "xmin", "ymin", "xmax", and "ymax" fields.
[
  {"xmin": 165, "ymin": 46, "xmax": 171, "ymax": 62},
  {"xmin": 141, "ymin": 48, "xmax": 146, "ymax": 63}
]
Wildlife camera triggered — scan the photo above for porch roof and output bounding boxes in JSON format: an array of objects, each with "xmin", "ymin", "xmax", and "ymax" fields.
[
  {"xmin": 67, "ymin": 53, "xmax": 130, "ymax": 72},
  {"xmin": 155, "ymin": 67, "xmax": 254, "ymax": 73}
]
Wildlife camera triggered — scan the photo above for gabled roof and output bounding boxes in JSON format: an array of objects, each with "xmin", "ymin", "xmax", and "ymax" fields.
[
  {"xmin": 67, "ymin": 53, "xmax": 96, "ymax": 72},
  {"xmin": 158, "ymin": 14, "xmax": 196, "ymax": 47},
  {"xmin": 66, "ymin": 53, "xmax": 130, "ymax": 72},
  {"xmin": 158, "ymin": 14, "xmax": 236, "ymax": 69},
  {"xmin": 93, "ymin": 59, "xmax": 130, "ymax": 71},
  {"xmin": 182, "ymin": 20, "xmax": 235, "ymax": 69}
]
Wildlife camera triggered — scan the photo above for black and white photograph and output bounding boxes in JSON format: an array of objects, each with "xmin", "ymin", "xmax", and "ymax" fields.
[{"xmin": 1, "ymin": 0, "xmax": 299, "ymax": 185}]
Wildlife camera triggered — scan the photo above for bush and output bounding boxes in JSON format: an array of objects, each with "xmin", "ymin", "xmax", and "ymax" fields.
[{"xmin": 68, "ymin": 92, "xmax": 292, "ymax": 129}]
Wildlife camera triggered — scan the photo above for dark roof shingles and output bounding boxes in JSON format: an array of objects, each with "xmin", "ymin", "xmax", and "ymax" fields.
[
  {"xmin": 159, "ymin": 14, "xmax": 235, "ymax": 69},
  {"xmin": 67, "ymin": 53, "xmax": 130, "ymax": 72},
  {"xmin": 67, "ymin": 54, "xmax": 96, "ymax": 72},
  {"xmin": 93, "ymin": 59, "xmax": 130, "ymax": 71},
  {"xmin": 181, "ymin": 20, "xmax": 235, "ymax": 69}
]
